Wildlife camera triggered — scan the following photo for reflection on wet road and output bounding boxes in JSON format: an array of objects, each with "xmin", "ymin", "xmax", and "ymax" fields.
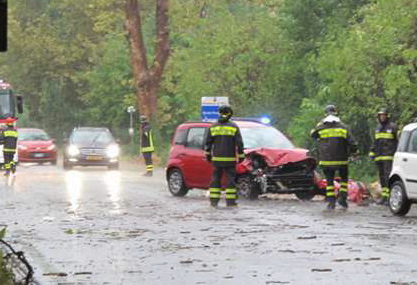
[
  {"xmin": 65, "ymin": 170, "xmax": 83, "ymax": 213},
  {"xmin": 105, "ymin": 170, "xmax": 122, "ymax": 214},
  {"xmin": 0, "ymin": 163, "xmax": 417, "ymax": 285}
]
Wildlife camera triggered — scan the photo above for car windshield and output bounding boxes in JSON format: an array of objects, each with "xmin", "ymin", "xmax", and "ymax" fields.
[
  {"xmin": 0, "ymin": 92, "xmax": 12, "ymax": 118},
  {"xmin": 18, "ymin": 130, "xmax": 50, "ymax": 141},
  {"xmin": 240, "ymin": 127, "xmax": 294, "ymax": 149},
  {"xmin": 71, "ymin": 130, "xmax": 114, "ymax": 145}
]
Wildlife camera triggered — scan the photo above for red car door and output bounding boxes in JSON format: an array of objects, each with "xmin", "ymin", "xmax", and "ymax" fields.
[{"xmin": 181, "ymin": 127, "xmax": 213, "ymax": 188}]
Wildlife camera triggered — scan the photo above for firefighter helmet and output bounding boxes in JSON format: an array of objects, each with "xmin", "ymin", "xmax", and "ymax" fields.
[
  {"xmin": 139, "ymin": 115, "xmax": 147, "ymax": 123},
  {"xmin": 5, "ymin": 117, "xmax": 14, "ymax": 125},
  {"xmin": 377, "ymin": 108, "xmax": 389, "ymax": 116},
  {"xmin": 218, "ymin": 105, "xmax": 233, "ymax": 119},
  {"xmin": 325, "ymin": 105, "xmax": 338, "ymax": 115}
]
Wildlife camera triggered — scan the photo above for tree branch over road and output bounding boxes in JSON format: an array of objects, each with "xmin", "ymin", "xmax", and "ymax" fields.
[{"xmin": 124, "ymin": 0, "xmax": 170, "ymax": 119}]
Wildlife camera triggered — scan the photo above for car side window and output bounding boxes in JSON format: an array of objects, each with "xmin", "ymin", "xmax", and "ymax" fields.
[
  {"xmin": 397, "ymin": 130, "xmax": 410, "ymax": 152},
  {"xmin": 186, "ymin": 127, "xmax": 206, "ymax": 149},
  {"xmin": 408, "ymin": 130, "xmax": 417, "ymax": 153},
  {"xmin": 173, "ymin": 129, "xmax": 187, "ymax": 145}
]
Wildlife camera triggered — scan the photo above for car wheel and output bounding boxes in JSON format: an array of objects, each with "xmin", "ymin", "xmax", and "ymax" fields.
[
  {"xmin": 51, "ymin": 159, "xmax": 57, "ymax": 166},
  {"xmin": 237, "ymin": 175, "xmax": 260, "ymax": 200},
  {"xmin": 295, "ymin": 190, "xmax": 316, "ymax": 201},
  {"xmin": 389, "ymin": 181, "xmax": 411, "ymax": 216},
  {"xmin": 63, "ymin": 160, "xmax": 73, "ymax": 170},
  {"xmin": 168, "ymin": 169, "xmax": 189, "ymax": 197},
  {"xmin": 108, "ymin": 163, "xmax": 119, "ymax": 170}
]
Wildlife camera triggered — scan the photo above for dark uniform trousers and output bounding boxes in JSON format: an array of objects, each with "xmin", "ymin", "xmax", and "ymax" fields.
[
  {"xmin": 142, "ymin": 152, "xmax": 153, "ymax": 173},
  {"xmin": 209, "ymin": 166, "xmax": 237, "ymax": 205},
  {"xmin": 323, "ymin": 166, "xmax": 348, "ymax": 198},
  {"xmin": 377, "ymin": 161, "xmax": 392, "ymax": 198}
]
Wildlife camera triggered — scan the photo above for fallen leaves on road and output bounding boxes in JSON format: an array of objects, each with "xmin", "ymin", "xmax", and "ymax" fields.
[
  {"xmin": 311, "ymin": 268, "xmax": 332, "ymax": 272},
  {"xmin": 297, "ymin": 235, "xmax": 317, "ymax": 240}
]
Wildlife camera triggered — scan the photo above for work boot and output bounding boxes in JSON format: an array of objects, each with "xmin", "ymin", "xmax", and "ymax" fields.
[
  {"xmin": 226, "ymin": 201, "xmax": 238, "ymax": 208},
  {"xmin": 337, "ymin": 192, "xmax": 348, "ymax": 209},
  {"xmin": 142, "ymin": 171, "xmax": 153, "ymax": 177},
  {"xmin": 3, "ymin": 169, "xmax": 10, "ymax": 177},
  {"xmin": 377, "ymin": 197, "xmax": 389, "ymax": 206},
  {"xmin": 210, "ymin": 199, "xmax": 219, "ymax": 209},
  {"xmin": 325, "ymin": 197, "xmax": 336, "ymax": 210}
]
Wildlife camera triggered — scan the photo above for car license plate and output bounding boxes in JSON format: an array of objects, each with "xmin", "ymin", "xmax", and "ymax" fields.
[
  {"xmin": 34, "ymin": 153, "xmax": 45, "ymax": 158},
  {"xmin": 86, "ymin": 156, "xmax": 103, "ymax": 161}
]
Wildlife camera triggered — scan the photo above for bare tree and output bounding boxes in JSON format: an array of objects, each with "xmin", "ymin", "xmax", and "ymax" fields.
[{"xmin": 124, "ymin": 0, "xmax": 170, "ymax": 119}]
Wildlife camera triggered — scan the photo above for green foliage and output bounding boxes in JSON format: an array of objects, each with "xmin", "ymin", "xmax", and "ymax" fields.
[
  {"xmin": 0, "ymin": 228, "xmax": 13, "ymax": 285},
  {"xmin": 0, "ymin": 0, "xmax": 415, "ymax": 170}
]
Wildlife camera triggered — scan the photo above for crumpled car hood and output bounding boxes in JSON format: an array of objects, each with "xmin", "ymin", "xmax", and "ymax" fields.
[{"xmin": 244, "ymin": 147, "xmax": 315, "ymax": 167}]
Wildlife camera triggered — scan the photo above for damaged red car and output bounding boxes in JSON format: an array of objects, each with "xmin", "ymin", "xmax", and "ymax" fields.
[{"xmin": 166, "ymin": 120, "xmax": 322, "ymax": 200}]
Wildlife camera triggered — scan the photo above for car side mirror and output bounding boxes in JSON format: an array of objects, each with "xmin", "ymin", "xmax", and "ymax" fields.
[{"xmin": 16, "ymin": 96, "xmax": 23, "ymax": 114}]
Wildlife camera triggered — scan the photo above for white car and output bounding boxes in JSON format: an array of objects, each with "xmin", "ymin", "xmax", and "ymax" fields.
[{"xmin": 389, "ymin": 121, "xmax": 417, "ymax": 216}]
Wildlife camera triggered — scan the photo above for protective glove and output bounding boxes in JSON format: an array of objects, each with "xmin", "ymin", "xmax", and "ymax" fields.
[
  {"xmin": 238, "ymin": 155, "xmax": 245, "ymax": 163},
  {"xmin": 205, "ymin": 154, "xmax": 212, "ymax": 162},
  {"xmin": 368, "ymin": 151, "xmax": 375, "ymax": 161}
]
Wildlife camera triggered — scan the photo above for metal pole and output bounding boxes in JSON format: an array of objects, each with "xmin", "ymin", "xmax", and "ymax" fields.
[
  {"xmin": 127, "ymin": 106, "xmax": 135, "ymax": 145},
  {"xmin": 129, "ymin": 112, "xmax": 133, "ymax": 145}
]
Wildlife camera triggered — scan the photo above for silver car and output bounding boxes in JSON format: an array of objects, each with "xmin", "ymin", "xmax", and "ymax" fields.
[{"xmin": 389, "ymin": 122, "xmax": 417, "ymax": 216}]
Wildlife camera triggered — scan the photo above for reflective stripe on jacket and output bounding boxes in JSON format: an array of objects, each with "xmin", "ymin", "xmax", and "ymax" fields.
[
  {"xmin": 204, "ymin": 120, "xmax": 244, "ymax": 166},
  {"xmin": 311, "ymin": 117, "xmax": 358, "ymax": 167},
  {"xmin": 141, "ymin": 124, "xmax": 154, "ymax": 153},
  {"xmin": 369, "ymin": 121, "xmax": 398, "ymax": 161}
]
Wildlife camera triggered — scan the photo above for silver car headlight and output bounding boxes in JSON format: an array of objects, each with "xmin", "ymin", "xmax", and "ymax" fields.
[
  {"xmin": 67, "ymin": 145, "xmax": 80, "ymax": 156},
  {"xmin": 106, "ymin": 144, "xmax": 120, "ymax": 158}
]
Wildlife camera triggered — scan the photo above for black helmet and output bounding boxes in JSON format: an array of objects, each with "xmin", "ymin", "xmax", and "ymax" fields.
[
  {"xmin": 377, "ymin": 108, "xmax": 389, "ymax": 116},
  {"xmin": 218, "ymin": 105, "xmax": 233, "ymax": 118},
  {"xmin": 140, "ymin": 115, "xmax": 147, "ymax": 123},
  {"xmin": 325, "ymin": 104, "xmax": 338, "ymax": 115}
]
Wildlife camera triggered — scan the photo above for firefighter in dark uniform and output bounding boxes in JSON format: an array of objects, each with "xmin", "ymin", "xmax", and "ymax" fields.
[
  {"xmin": 369, "ymin": 108, "xmax": 398, "ymax": 205},
  {"xmin": 1, "ymin": 117, "xmax": 18, "ymax": 176},
  {"xmin": 140, "ymin": 115, "xmax": 154, "ymax": 177},
  {"xmin": 204, "ymin": 106, "xmax": 245, "ymax": 208},
  {"xmin": 311, "ymin": 105, "xmax": 358, "ymax": 210}
]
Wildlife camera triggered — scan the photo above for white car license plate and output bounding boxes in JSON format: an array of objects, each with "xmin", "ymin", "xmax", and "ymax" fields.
[{"xmin": 34, "ymin": 153, "xmax": 46, "ymax": 158}]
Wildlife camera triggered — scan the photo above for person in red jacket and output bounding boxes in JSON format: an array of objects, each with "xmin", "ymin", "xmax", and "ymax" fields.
[{"xmin": 204, "ymin": 106, "xmax": 245, "ymax": 208}]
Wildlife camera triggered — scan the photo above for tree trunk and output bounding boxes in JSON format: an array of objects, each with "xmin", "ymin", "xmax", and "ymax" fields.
[{"xmin": 124, "ymin": 0, "xmax": 170, "ymax": 119}]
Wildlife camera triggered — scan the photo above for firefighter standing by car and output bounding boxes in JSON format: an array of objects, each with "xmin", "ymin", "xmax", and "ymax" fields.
[
  {"xmin": 0, "ymin": 117, "xmax": 18, "ymax": 176},
  {"xmin": 369, "ymin": 108, "xmax": 399, "ymax": 205},
  {"xmin": 204, "ymin": 105, "xmax": 245, "ymax": 208},
  {"xmin": 140, "ymin": 115, "xmax": 154, "ymax": 177},
  {"xmin": 311, "ymin": 105, "xmax": 358, "ymax": 210}
]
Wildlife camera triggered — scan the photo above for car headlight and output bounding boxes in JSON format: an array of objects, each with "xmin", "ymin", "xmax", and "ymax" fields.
[
  {"xmin": 67, "ymin": 145, "xmax": 80, "ymax": 156},
  {"xmin": 106, "ymin": 144, "xmax": 120, "ymax": 158},
  {"xmin": 47, "ymin": 144, "xmax": 56, "ymax": 151},
  {"xmin": 18, "ymin": 145, "xmax": 28, "ymax": 150}
]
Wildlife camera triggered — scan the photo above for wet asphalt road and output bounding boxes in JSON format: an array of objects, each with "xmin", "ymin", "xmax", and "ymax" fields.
[{"xmin": 0, "ymin": 163, "xmax": 417, "ymax": 285}]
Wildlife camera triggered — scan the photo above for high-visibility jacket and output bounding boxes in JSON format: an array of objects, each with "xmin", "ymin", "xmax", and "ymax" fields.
[
  {"xmin": 369, "ymin": 120, "xmax": 398, "ymax": 161},
  {"xmin": 1, "ymin": 126, "xmax": 18, "ymax": 153},
  {"xmin": 204, "ymin": 120, "xmax": 244, "ymax": 167},
  {"xmin": 311, "ymin": 115, "xmax": 358, "ymax": 167},
  {"xmin": 140, "ymin": 123, "xmax": 154, "ymax": 153}
]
